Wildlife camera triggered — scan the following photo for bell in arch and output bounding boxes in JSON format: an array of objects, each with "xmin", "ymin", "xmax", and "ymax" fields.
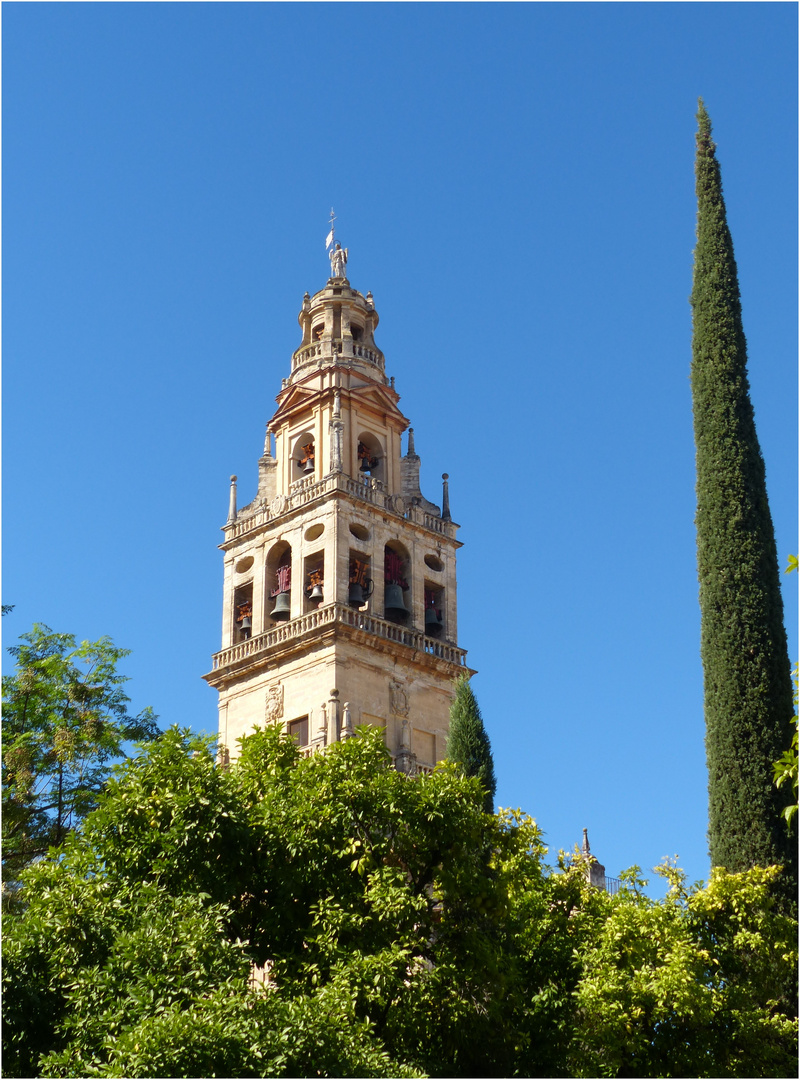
[
  {"xmin": 424, "ymin": 605, "xmax": 442, "ymax": 634},
  {"xmin": 299, "ymin": 442, "xmax": 315, "ymax": 475},
  {"xmin": 271, "ymin": 591, "xmax": 291, "ymax": 621},
  {"xmin": 357, "ymin": 441, "xmax": 378, "ymax": 475},
  {"xmin": 348, "ymin": 578, "xmax": 373, "ymax": 608},
  {"xmin": 384, "ymin": 583, "xmax": 409, "ymax": 619}
]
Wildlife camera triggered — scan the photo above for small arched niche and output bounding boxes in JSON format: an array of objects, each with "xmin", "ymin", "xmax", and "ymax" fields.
[
  {"xmin": 356, "ymin": 431, "xmax": 384, "ymax": 482},
  {"xmin": 384, "ymin": 540, "xmax": 411, "ymax": 624},
  {"xmin": 292, "ymin": 432, "xmax": 316, "ymax": 482},
  {"xmin": 232, "ymin": 581, "xmax": 253, "ymax": 644},
  {"xmin": 266, "ymin": 541, "xmax": 292, "ymax": 623},
  {"xmin": 303, "ymin": 551, "xmax": 325, "ymax": 612},
  {"xmin": 424, "ymin": 583, "xmax": 445, "ymax": 638}
]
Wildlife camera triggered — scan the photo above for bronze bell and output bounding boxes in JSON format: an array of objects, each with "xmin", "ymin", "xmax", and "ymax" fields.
[
  {"xmin": 348, "ymin": 578, "xmax": 373, "ymax": 607},
  {"xmin": 308, "ymin": 584, "xmax": 324, "ymax": 602},
  {"xmin": 424, "ymin": 606, "xmax": 442, "ymax": 634},
  {"xmin": 271, "ymin": 591, "xmax": 291, "ymax": 620},
  {"xmin": 384, "ymin": 582, "xmax": 409, "ymax": 618},
  {"xmin": 239, "ymin": 614, "xmax": 252, "ymax": 634},
  {"xmin": 348, "ymin": 582, "xmax": 365, "ymax": 606},
  {"xmin": 301, "ymin": 458, "xmax": 314, "ymax": 475}
]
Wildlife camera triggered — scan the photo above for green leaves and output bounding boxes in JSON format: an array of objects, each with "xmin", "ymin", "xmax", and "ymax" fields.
[
  {"xmin": 3, "ymin": 723, "xmax": 797, "ymax": 1077},
  {"xmin": 2, "ymin": 624, "xmax": 159, "ymax": 899},
  {"xmin": 445, "ymin": 675, "xmax": 497, "ymax": 813},
  {"xmin": 691, "ymin": 105, "xmax": 796, "ymax": 896}
]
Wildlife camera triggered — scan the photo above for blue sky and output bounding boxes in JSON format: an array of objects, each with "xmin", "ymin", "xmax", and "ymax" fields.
[{"xmin": 3, "ymin": 2, "xmax": 797, "ymax": 894}]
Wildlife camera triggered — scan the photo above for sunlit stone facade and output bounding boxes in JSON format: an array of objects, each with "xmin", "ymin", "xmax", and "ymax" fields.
[{"xmin": 204, "ymin": 264, "xmax": 473, "ymax": 772}]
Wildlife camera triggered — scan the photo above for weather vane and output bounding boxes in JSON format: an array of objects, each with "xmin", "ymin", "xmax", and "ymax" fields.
[{"xmin": 326, "ymin": 207, "xmax": 348, "ymax": 279}]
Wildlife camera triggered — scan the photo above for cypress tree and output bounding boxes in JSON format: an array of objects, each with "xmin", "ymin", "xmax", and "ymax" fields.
[
  {"xmin": 690, "ymin": 100, "xmax": 795, "ymax": 888},
  {"xmin": 446, "ymin": 676, "xmax": 496, "ymax": 813}
]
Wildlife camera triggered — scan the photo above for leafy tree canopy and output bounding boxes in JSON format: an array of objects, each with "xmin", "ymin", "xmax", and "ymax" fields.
[
  {"xmin": 2, "ymin": 624, "xmax": 159, "ymax": 897},
  {"xmin": 3, "ymin": 725, "xmax": 796, "ymax": 1078}
]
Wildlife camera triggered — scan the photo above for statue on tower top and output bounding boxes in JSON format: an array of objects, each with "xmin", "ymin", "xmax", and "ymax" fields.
[
  {"xmin": 329, "ymin": 243, "xmax": 348, "ymax": 279},
  {"xmin": 325, "ymin": 207, "xmax": 348, "ymax": 279}
]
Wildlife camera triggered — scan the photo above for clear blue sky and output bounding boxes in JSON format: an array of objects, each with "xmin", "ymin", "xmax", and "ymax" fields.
[{"xmin": 4, "ymin": 2, "xmax": 797, "ymax": 894}]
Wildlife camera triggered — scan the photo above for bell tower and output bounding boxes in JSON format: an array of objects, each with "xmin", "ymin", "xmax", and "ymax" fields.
[{"xmin": 204, "ymin": 247, "xmax": 472, "ymax": 773}]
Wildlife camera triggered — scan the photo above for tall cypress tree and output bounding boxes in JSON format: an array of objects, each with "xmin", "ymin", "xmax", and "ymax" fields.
[
  {"xmin": 446, "ymin": 676, "xmax": 496, "ymax": 813},
  {"xmin": 690, "ymin": 100, "xmax": 795, "ymax": 887}
]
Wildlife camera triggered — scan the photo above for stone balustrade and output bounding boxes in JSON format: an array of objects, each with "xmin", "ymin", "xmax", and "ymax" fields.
[
  {"xmin": 224, "ymin": 473, "xmax": 458, "ymax": 542},
  {"xmin": 210, "ymin": 602, "xmax": 469, "ymax": 673},
  {"xmin": 291, "ymin": 338, "xmax": 385, "ymax": 373}
]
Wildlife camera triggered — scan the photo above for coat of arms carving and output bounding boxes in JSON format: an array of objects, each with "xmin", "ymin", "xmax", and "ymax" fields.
[
  {"xmin": 265, "ymin": 684, "xmax": 284, "ymax": 722},
  {"xmin": 389, "ymin": 679, "xmax": 409, "ymax": 718}
]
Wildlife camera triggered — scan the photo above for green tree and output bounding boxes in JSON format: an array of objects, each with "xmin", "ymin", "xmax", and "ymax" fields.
[
  {"xmin": 2, "ymin": 624, "xmax": 159, "ymax": 896},
  {"xmin": 3, "ymin": 726, "xmax": 796, "ymax": 1078},
  {"xmin": 446, "ymin": 675, "xmax": 497, "ymax": 812},
  {"xmin": 690, "ymin": 102, "xmax": 796, "ymax": 890},
  {"xmin": 570, "ymin": 862, "xmax": 797, "ymax": 1078}
]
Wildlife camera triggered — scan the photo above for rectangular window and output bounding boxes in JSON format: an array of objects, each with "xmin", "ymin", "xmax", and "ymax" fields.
[{"xmin": 288, "ymin": 716, "xmax": 309, "ymax": 746}]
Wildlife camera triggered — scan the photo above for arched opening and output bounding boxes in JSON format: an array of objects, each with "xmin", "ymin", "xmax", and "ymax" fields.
[
  {"xmin": 356, "ymin": 431, "xmax": 384, "ymax": 482},
  {"xmin": 292, "ymin": 432, "xmax": 316, "ymax": 482},
  {"xmin": 384, "ymin": 541, "xmax": 411, "ymax": 624},
  {"xmin": 266, "ymin": 541, "xmax": 292, "ymax": 623}
]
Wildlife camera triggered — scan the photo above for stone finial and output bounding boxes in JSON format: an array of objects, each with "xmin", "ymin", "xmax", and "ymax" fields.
[
  {"xmin": 366, "ymin": 290, "xmax": 374, "ymax": 307},
  {"xmin": 340, "ymin": 702, "xmax": 354, "ymax": 740},
  {"xmin": 333, "ymin": 389, "xmax": 341, "ymax": 418},
  {"xmin": 441, "ymin": 473, "xmax": 451, "ymax": 522},
  {"xmin": 227, "ymin": 475, "xmax": 238, "ymax": 523},
  {"xmin": 263, "ymin": 427, "xmax": 272, "ymax": 458},
  {"xmin": 390, "ymin": 376, "xmax": 396, "ymax": 391},
  {"xmin": 328, "ymin": 689, "xmax": 340, "ymax": 743},
  {"xmin": 407, "ymin": 427, "xmax": 416, "ymax": 457},
  {"xmin": 582, "ymin": 828, "xmax": 590, "ymax": 856}
]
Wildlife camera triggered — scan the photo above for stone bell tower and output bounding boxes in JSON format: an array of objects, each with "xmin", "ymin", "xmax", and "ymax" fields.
[{"xmin": 204, "ymin": 246, "xmax": 472, "ymax": 773}]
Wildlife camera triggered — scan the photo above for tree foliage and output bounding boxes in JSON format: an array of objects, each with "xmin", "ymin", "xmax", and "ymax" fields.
[
  {"xmin": 446, "ymin": 675, "xmax": 497, "ymax": 812},
  {"xmin": 690, "ymin": 101, "xmax": 796, "ymax": 891},
  {"xmin": 3, "ymin": 725, "xmax": 796, "ymax": 1078},
  {"xmin": 2, "ymin": 624, "xmax": 159, "ymax": 896}
]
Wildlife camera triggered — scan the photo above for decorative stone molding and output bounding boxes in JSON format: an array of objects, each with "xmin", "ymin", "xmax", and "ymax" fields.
[{"xmin": 265, "ymin": 683, "xmax": 284, "ymax": 722}]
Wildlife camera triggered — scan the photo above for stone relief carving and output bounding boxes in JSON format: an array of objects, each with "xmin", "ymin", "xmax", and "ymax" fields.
[
  {"xmin": 265, "ymin": 684, "xmax": 284, "ymax": 723},
  {"xmin": 389, "ymin": 679, "xmax": 409, "ymax": 718}
]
